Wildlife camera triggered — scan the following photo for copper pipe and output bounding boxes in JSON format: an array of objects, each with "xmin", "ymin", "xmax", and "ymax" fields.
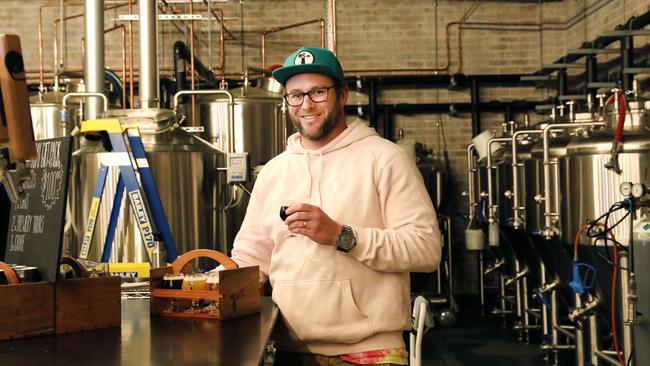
[
  {"xmin": 158, "ymin": 2, "xmax": 232, "ymax": 86},
  {"xmin": 43, "ymin": 1, "xmax": 135, "ymax": 91},
  {"xmin": 27, "ymin": 70, "xmax": 252, "ymax": 84},
  {"xmin": 157, "ymin": 5, "xmax": 189, "ymax": 39},
  {"xmin": 202, "ymin": 0, "xmax": 237, "ymax": 41},
  {"xmin": 261, "ymin": 18, "xmax": 325, "ymax": 69},
  {"xmin": 65, "ymin": 22, "xmax": 126, "ymax": 109},
  {"xmin": 81, "ymin": 39, "xmax": 84, "ymax": 67},
  {"xmin": 328, "ymin": 0, "xmax": 336, "ymax": 53},
  {"xmin": 39, "ymin": 3, "xmax": 85, "ymax": 90},
  {"xmin": 451, "ymin": 2, "xmax": 481, "ymax": 73},
  {"xmin": 439, "ymin": 1, "xmax": 479, "ymax": 74},
  {"xmin": 206, "ymin": 7, "xmax": 227, "ymax": 80},
  {"xmin": 27, "ymin": 68, "xmax": 84, "ymax": 74},
  {"xmin": 344, "ymin": 1, "xmax": 480, "ymax": 76},
  {"xmin": 53, "ymin": 10, "xmax": 86, "ymax": 90}
]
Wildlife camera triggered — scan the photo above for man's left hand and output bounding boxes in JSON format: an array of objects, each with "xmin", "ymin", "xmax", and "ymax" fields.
[{"xmin": 284, "ymin": 203, "xmax": 342, "ymax": 246}]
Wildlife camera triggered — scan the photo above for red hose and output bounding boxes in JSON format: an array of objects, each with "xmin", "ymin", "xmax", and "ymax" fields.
[
  {"xmin": 608, "ymin": 94, "xmax": 627, "ymax": 144},
  {"xmin": 573, "ymin": 222, "xmax": 610, "ymax": 260},
  {"xmin": 573, "ymin": 224, "xmax": 589, "ymax": 260}
]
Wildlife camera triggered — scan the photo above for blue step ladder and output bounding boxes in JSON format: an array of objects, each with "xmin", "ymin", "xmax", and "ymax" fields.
[{"xmin": 78, "ymin": 118, "xmax": 178, "ymax": 266}]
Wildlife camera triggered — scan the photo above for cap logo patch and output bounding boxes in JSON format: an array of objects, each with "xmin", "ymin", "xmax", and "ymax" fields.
[{"xmin": 294, "ymin": 51, "xmax": 314, "ymax": 65}]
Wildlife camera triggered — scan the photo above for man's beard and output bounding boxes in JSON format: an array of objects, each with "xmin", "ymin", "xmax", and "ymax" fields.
[{"xmin": 292, "ymin": 103, "xmax": 341, "ymax": 141}]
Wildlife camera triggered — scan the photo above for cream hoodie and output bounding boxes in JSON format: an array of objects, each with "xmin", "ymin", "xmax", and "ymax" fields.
[{"xmin": 231, "ymin": 119, "xmax": 441, "ymax": 355}]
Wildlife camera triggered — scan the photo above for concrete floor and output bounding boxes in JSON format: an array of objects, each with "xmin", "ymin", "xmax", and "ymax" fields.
[{"xmin": 420, "ymin": 296, "xmax": 551, "ymax": 366}]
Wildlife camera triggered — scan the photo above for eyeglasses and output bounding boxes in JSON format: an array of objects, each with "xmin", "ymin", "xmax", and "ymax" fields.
[{"xmin": 283, "ymin": 85, "xmax": 336, "ymax": 107}]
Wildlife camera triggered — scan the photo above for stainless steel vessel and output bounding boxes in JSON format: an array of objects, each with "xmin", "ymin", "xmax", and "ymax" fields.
[
  {"xmin": 68, "ymin": 109, "xmax": 228, "ymax": 262},
  {"xmin": 198, "ymin": 78, "xmax": 288, "ymax": 244},
  {"xmin": 525, "ymin": 130, "xmax": 570, "ymax": 234},
  {"xmin": 198, "ymin": 77, "xmax": 287, "ymax": 167},
  {"xmin": 560, "ymin": 101, "xmax": 649, "ymax": 246},
  {"xmin": 29, "ymin": 92, "xmax": 77, "ymax": 140}
]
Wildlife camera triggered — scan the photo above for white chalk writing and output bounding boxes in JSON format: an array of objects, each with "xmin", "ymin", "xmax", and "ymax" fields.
[
  {"xmin": 9, "ymin": 234, "xmax": 25, "ymax": 252},
  {"xmin": 35, "ymin": 140, "xmax": 62, "ymax": 169},
  {"xmin": 40, "ymin": 170, "xmax": 63, "ymax": 210}
]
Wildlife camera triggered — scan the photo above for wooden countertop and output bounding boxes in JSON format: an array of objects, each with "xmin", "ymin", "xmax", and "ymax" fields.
[{"xmin": 0, "ymin": 296, "xmax": 278, "ymax": 366}]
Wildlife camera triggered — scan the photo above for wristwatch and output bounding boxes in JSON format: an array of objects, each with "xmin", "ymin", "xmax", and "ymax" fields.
[{"xmin": 335, "ymin": 225, "xmax": 356, "ymax": 253}]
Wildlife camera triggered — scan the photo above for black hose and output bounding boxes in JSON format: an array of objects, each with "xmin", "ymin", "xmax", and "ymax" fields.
[
  {"xmin": 173, "ymin": 40, "xmax": 217, "ymax": 90},
  {"xmin": 159, "ymin": 77, "xmax": 174, "ymax": 109}
]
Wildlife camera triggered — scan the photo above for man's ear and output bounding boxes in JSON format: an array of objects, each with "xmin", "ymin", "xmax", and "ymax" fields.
[{"xmin": 338, "ymin": 85, "xmax": 349, "ymax": 105}]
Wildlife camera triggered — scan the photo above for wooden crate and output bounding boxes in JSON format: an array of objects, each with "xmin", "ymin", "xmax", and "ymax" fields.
[
  {"xmin": 0, "ymin": 282, "xmax": 55, "ymax": 340},
  {"xmin": 150, "ymin": 249, "xmax": 260, "ymax": 320},
  {"xmin": 55, "ymin": 275, "xmax": 121, "ymax": 334},
  {"xmin": 0, "ymin": 258, "xmax": 121, "ymax": 339},
  {"xmin": 0, "ymin": 261, "xmax": 54, "ymax": 340}
]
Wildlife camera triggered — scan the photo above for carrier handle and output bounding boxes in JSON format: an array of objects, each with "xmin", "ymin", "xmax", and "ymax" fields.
[
  {"xmin": 59, "ymin": 256, "xmax": 90, "ymax": 279},
  {"xmin": 171, "ymin": 249, "xmax": 238, "ymax": 274}
]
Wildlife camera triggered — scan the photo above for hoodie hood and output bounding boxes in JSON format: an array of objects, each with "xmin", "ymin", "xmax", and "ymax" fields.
[{"xmin": 286, "ymin": 119, "xmax": 378, "ymax": 155}]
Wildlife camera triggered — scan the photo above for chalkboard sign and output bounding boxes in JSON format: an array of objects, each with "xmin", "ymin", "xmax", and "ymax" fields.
[{"xmin": 4, "ymin": 137, "xmax": 72, "ymax": 282}]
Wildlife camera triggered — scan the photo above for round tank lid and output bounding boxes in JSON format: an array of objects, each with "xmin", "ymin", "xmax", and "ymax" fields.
[{"xmin": 256, "ymin": 77, "xmax": 284, "ymax": 94}]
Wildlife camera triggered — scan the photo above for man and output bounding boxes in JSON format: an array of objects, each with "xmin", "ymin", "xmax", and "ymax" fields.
[{"xmin": 231, "ymin": 46, "xmax": 441, "ymax": 365}]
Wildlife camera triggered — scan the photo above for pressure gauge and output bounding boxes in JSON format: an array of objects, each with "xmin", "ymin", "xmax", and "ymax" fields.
[
  {"xmin": 620, "ymin": 182, "xmax": 633, "ymax": 196},
  {"xmin": 632, "ymin": 183, "xmax": 646, "ymax": 199}
]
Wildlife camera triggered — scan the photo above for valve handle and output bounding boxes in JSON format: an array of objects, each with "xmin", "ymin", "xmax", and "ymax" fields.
[
  {"xmin": 533, "ymin": 287, "xmax": 551, "ymax": 308},
  {"xmin": 569, "ymin": 261, "xmax": 597, "ymax": 295}
]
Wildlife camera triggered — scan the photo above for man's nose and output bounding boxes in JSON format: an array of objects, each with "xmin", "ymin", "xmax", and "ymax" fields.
[{"xmin": 301, "ymin": 95, "xmax": 316, "ymax": 109}]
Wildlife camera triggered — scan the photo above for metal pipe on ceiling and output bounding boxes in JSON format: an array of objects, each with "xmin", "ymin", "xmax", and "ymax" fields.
[
  {"xmin": 139, "ymin": 0, "xmax": 159, "ymax": 109},
  {"xmin": 84, "ymin": 0, "xmax": 105, "ymax": 120},
  {"xmin": 261, "ymin": 18, "xmax": 326, "ymax": 69}
]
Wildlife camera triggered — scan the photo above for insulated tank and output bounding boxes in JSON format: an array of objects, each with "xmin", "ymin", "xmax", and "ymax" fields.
[
  {"xmin": 198, "ymin": 77, "xmax": 288, "ymax": 247},
  {"xmin": 68, "ymin": 109, "xmax": 228, "ymax": 262},
  {"xmin": 561, "ymin": 100, "xmax": 649, "ymax": 247},
  {"xmin": 29, "ymin": 92, "xmax": 78, "ymax": 140}
]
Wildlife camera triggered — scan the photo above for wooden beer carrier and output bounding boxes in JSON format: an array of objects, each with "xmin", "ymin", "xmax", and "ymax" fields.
[
  {"xmin": 54, "ymin": 256, "xmax": 121, "ymax": 334},
  {"xmin": 150, "ymin": 249, "xmax": 260, "ymax": 320},
  {"xmin": 0, "ymin": 257, "xmax": 121, "ymax": 340},
  {"xmin": 0, "ymin": 261, "xmax": 53, "ymax": 340}
]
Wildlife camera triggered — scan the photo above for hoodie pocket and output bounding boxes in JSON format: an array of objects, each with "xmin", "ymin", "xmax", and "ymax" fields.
[{"xmin": 272, "ymin": 279, "xmax": 374, "ymax": 343}]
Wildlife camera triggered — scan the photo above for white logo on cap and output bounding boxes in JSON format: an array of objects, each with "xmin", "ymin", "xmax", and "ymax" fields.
[{"xmin": 294, "ymin": 51, "xmax": 314, "ymax": 65}]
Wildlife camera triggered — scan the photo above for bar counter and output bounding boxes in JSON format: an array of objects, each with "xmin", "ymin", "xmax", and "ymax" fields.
[{"xmin": 0, "ymin": 296, "xmax": 278, "ymax": 366}]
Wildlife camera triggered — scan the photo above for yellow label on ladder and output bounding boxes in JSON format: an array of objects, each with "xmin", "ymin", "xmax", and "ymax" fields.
[{"xmin": 80, "ymin": 197, "xmax": 101, "ymax": 260}]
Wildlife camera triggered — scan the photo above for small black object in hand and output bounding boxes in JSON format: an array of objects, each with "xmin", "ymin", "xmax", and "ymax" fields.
[{"xmin": 279, "ymin": 206, "xmax": 289, "ymax": 221}]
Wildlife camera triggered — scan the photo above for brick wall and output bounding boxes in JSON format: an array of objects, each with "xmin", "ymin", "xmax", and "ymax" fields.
[{"xmin": 3, "ymin": 0, "xmax": 649, "ymax": 293}]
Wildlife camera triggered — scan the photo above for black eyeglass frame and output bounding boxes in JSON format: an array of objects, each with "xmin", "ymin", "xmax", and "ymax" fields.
[{"xmin": 283, "ymin": 85, "xmax": 336, "ymax": 107}]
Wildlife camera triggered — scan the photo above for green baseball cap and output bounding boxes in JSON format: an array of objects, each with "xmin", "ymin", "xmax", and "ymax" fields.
[{"xmin": 272, "ymin": 46, "xmax": 345, "ymax": 85}]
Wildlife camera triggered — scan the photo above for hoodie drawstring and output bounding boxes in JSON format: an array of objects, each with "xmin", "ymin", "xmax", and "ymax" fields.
[{"xmin": 302, "ymin": 151, "xmax": 313, "ymax": 198}]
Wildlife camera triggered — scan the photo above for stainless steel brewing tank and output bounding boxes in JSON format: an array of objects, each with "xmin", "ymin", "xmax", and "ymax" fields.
[
  {"xmin": 495, "ymin": 153, "xmax": 514, "ymax": 225},
  {"xmin": 29, "ymin": 92, "xmax": 76, "ymax": 140},
  {"xmin": 198, "ymin": 77, "xmax": 288, "ymax": 247},
  {"xmin": 475, "ymin": 150, "xmax": 513, "ymax": 225},
  {"xmin": 68, "ymin": 108, "xmax": 227, "ymax": 263},
  {"xmin": 198, "ymin": 77, "xmax": 286, "ymax": 166},
  {"xmin": 525, "ymin": 131, "xmax": 571, "ymax": 233},
  {"xmin": 561, "ymin": 132, "xmax": 650, "ymax": 247},
  {"xmin": 560, "ymin": 101, "xmax": 649, "ymax": 246}
]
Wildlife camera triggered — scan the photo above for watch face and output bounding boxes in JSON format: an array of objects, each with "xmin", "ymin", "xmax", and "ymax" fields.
[
  {"xmin": 337, "ymin": 226, "xmax": 356, "ymax": 252},
  {"xmin": 339, "ymin": 234, "xmax": 354, "ymax": 249}
]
